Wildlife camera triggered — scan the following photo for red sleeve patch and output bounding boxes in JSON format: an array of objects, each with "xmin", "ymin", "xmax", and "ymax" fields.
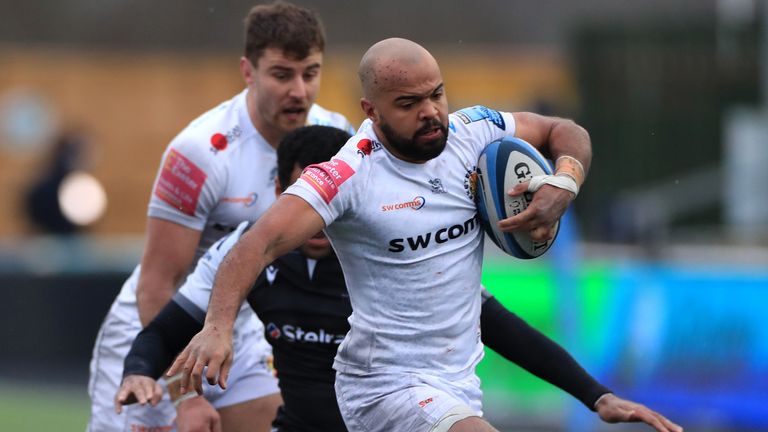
[
  {"xmin": 301, "ymin": 159, "xmax": 355, "ymax": 204},
  {"xmin": 154, "ymin": 148, "xmax": 207, "ymax": 216}
]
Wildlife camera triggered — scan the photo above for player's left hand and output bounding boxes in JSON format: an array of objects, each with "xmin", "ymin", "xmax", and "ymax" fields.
[
  {"xmin": 497, "ymin": 183, "xmax": 573, "ymax": 242},
  {"xmin": 596, "ymin": 393, "xmax": 683, "ymax": 432},
  {"xmin": 114, "ymin": 375, "xmax": 163, "ymax": 414}
]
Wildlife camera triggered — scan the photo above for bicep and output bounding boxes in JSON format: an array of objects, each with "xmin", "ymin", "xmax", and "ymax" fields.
[
  {"xmin": 139, "ymin": 218, "xmax": 202, "ymax": 286},
  {"xmin": 511, "ymin": 112, "xmax": 555, "ymax": 153},
  {"xmin": 512, "ymin": 112, "xmax": 591, "ymax": 171}
]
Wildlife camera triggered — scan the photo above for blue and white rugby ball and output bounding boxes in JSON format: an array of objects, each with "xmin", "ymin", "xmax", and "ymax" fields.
[{"xmin": 475, "ymin": 137, "xmax": 559, "ymax": 259}]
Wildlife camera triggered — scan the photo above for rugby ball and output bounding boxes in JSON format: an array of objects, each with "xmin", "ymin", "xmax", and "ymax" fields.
[{"xmin": 475, "ymin": 137, "xmax": 559, "ymax": 259}]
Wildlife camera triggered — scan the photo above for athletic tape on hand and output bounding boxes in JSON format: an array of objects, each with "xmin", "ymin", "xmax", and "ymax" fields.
[
  {"xmin": 173, "ymin": 391, "xmax": 198, "ymax": 408},
  {"xmin": 165, "ymin": 373, "xmax": 183, "ymax": 385},
  {"xmin": 526, "ymin": 174, "xmax": 579, "ymax": 196}
]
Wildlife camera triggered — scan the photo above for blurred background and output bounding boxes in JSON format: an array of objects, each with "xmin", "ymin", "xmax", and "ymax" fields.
[{"xmin": 0, "ymin": 0, "xmax": 766, "ymax": 430}]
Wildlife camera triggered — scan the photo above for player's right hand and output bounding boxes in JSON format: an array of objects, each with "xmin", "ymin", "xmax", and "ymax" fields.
[
  {"xmin": 596, "ymin": 393, "xmax": 683, "ymax": 432},
  {"xmin": 499, "ymin": 183, "xmax": 571, "ymax": 242},
  {"xmin": 114, "ymin": 375, "xmax": 163, "ymax": 414},
  {"xmin": 176, "ymin": 395, "xmax": 222, "ymax": 432},
  {"xmin": 167, "ymin": 325, "xmax": 234, "ymax": 395}
]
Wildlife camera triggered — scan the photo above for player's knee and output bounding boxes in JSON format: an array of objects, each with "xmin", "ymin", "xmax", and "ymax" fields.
[
  {"xmin": 218, "ymin": 393, "xmax": 282, "ymax": 432},
  {"xmin": 446, "ymin": 416, "xmax": 498, "ymax": 432}
]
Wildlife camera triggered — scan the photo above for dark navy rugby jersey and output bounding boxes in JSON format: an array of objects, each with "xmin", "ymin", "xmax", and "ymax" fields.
[{"xmin": 248, "ymin": 250, "xmax": 350, "ymax": 432}]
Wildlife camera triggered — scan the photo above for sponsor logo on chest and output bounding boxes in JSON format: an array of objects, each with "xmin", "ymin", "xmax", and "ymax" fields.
[
  {"xmin": 388, "ymin": 215, "xmax": 478, "ymax": 252},
  {"xmin": 356, "ymin": 138, "xmax": 383, "ymax": 157},
  {"xmin": 220, "ymin": 192, "xmax": 258, "ymax": 207},
  {"xmin": 266, "ymin": 322, "xmax": 345, "ymax": 345},
  {"xmin": 381, "ymin": 196, "xmax": 425, "ymax": 212},
  {"xmin": 209, "ymin": 125, "xmax": 242, "ymax": 154}
]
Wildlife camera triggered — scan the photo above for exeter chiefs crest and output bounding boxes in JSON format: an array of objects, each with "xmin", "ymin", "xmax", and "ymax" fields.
[{"xmin": 464, "ymin": 166, "xmax": 477, "ymax": 200}]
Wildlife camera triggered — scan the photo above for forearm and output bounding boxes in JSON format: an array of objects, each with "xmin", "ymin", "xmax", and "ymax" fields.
[
  {"xmin": 124, "ymin": 300, "xmax": 204, "ymax": 379},
  {"xmin": 206, "ymin": 233, "xmax": 271, "ymax": 330},
  {"xmin": 513, "ymin": 112, "xmax": 592, "ymax": 176},
  {"xmin": 205, "ymin": 195, "xmax": 325, "ymax": 330},
  {"xmin": 480, "ymin": 295, "xmax": 610, "ymax": 409},
  {"xmin": 547, "ymin": 119, "xmax": 592, "ymax": 176}
]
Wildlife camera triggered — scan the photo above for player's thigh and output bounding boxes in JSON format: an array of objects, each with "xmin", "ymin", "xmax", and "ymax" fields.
[
  {"xmin": 218, "ymin": 393, "xmax": 283, "ymax": 432},
  {"xmin": 205, "ymin": 319, "xmax": 281, "ymax": 430},
  {"xmin": 335, "ymin": 371, "xmax": 482, "ymax": 432},
  {"xmin": 445, "ymin": 416, "xmax": 499, "ymax": 432},
  {"xmin": 88, "ymin": 298, "xmax": 174, "ymax": 431},
  {"xmin": 88, "ymin": 273, "xmax": 140, "ymax": 404}
]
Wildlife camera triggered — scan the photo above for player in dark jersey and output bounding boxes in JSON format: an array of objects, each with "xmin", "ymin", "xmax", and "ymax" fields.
[{"xmin": 117, "ymin": 125, "xmax": 671, "ymax": 432}]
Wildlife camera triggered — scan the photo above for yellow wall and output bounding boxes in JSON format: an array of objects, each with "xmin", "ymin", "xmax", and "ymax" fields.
[{"xmin": 0, "ymin": 45, "xmax": 574, "ymax": 235}]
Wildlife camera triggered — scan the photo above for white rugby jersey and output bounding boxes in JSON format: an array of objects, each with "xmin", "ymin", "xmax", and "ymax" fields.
[
  {"xmin": 285, "ymin": 106, "xmax": 516, "ymax": 376},
  {"xmin": 117, "ymin": 89, "xmax": 354, "ymax": 304},
  {"xmin": 175, "ymin": 222, "xmax": 258, "ymax": 342}
]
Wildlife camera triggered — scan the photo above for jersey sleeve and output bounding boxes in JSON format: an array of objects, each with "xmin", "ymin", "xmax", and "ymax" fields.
[
  {"xmin": 174, "ymin": 221, "xmax": 250, "ymax": 315},
  {"xmin": 282, "ymin": 140, "xmax": 364, "ymax": 226},
  {"xmin": 450, "ymin": 105, "xmax": 517, "ymax": 154},
  {"xmin": 147, "ymin": 133, "xmax": 225, "ymax": 230},
  {"xmin": 480, "ymin": 290, "xmax": 611, "ymax": 410}
]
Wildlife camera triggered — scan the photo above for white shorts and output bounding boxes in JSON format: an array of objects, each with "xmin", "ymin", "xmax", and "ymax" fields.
[
  {"xmin": 87, "ymin": 270, "xmax": 279, "ymax": 432},
  {"xmin": 335, "ymin": 370, "xmax": 483, "ymax": 432}
]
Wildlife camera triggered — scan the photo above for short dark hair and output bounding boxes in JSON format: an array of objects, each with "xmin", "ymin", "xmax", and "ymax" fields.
[
  {"xmin": 277, "ymin": 125, "xmax": 351, "ymax": 190},
  {"xmin": 244, "ymin": 1, "xmax": 325, "ymax": 66}
]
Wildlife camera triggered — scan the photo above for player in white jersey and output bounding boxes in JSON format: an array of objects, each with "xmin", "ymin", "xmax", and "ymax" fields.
[
  {"xmin": 87, "ymin": 3, "xmax": 354, "ymax": 432},
  {"xmin": 169, "ymin": 39, "xmax": 683, "ymax": 432}
]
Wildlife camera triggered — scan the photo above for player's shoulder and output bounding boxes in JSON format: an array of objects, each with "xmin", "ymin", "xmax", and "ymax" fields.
[
  {"xmin": 167, "ymin": 91, "xmax": 247, "ymax": 162},
  {"xmin": 295, "ymin": 121, "xmax": 376, "ymax": 200},
  {"xmin": 332, "ymin": 120, "xmax": 383, "ymax": 169},
  {"xmin": 449, "ymin": 105, "xmax": 514, "ymax": 136},
  {"xmin": 308, "ymin": 103, "xmax": 356, "ymax": 134}
]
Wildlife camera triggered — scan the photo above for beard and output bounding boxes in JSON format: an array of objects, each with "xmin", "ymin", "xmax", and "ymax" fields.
[{"xmin": 379, "ymin": 117, "xmax": 449, "ymax": 162}]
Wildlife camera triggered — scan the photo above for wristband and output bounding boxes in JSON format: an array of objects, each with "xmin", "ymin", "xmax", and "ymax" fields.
[{"xmin": 555, "ymin": 155, "xmax": 585, "ymax": 188}]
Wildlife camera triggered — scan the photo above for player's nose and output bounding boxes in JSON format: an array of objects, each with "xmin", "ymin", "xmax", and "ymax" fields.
[
  {"xmin": 419, "ymin": 100, "xmax": 440, "ymax": 121},
  {"xmin": 287, "ymin": 75, "xmax": 308, "ymax": 99}
]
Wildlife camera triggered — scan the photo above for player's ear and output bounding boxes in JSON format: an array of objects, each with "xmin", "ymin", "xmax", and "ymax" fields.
[
  {"xmin": 274, "ymin": 177, "xmax": 282, "ymax": 198},
  {"xmin": 240, "ymin": 57, "xmax": 255, "ymax": 84},
  {"xmin": 361, "ymin": 98, "xmax": 377, "ymax": 122}
]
